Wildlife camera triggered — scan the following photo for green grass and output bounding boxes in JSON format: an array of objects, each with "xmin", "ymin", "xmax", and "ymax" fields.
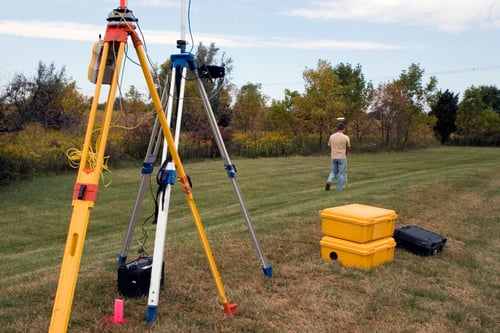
[{"xmin": 1, "ymin": 146, "xmax": 499, "ymax": 332}]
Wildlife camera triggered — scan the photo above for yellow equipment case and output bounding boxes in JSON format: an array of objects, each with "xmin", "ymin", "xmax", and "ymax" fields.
[
  {"xmin": 320, "ymin": 236, "xmax": 396, "ymax": 269},
  {"xmin": 320, "ymin": 204, "xmax": 397, "ymax": 243}
]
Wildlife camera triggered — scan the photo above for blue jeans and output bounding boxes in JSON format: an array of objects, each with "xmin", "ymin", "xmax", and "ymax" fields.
[{"xmin": 327, "ymin": 158, "xmax": 347, "ymax": 191}]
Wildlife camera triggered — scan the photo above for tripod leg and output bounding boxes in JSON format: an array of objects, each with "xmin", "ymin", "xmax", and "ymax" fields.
[
  {"xmin": 131, "ymin": 33, "xmax": 237, "ymax": 316},
  {"xmin": 146, "ymin": 157, "xmax": 173, "ymax": 323},
  {"xmin": 119, "ymin": 72, "xmax": 175, "ymax": 265},
  {"xmin": 118, "ymin": 114, "xmax": 163, "ymax": 265},
  {"xmin": 194, "ymin": 76, "xmax": 273, "ymax": 278},
  {"xmin": 49, "ymin": 40, "xmax": 126, "ymax": 333},
  {"xmin": 146, "ymin": 64, "xmax": 186, "ymax": 323}
]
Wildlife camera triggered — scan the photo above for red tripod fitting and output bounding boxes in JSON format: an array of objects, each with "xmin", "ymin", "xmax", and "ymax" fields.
[{"xmin": 104, "ymin": 7, "xmax": 138, "ymax": 43}]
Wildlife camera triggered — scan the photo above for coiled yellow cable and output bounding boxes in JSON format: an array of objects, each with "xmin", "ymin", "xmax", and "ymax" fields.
[{"xmin": 66, "ymin": 137, "xmax": 113, "ymax": 187}]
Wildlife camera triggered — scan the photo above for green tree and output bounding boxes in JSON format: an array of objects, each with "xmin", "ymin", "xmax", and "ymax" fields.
[
  {"xmin": 475, "ymin": 85, "xmax": 500, "ymax": 114},
  {"xmin": 457, "ymin": 86, "xmax": 500, "ymax": 145},
  {"xmin": 59, "ymin": 81, "xmax": 87, "ymax": 131},
  {"xmin": 124, "ymin": 85, "xmax": 148, "ymax": 113},
  {"xmin": 0, "ymin": 73, "xmax": 31, "ymax": 131},
  {"xmin": 299, "ymin": 59, "xmax": 344, "ymax": 148},
  {"xmin": 231, "ymin": 83, "xmax": 267, "ymax": 133},
  {"xmin": 484, "ymin": 108, "xmax": 500, "ymax": 142},
  {"xmin": 396, "ymin": 63, "xmax": 437, "ymax": 147},
  {"xmin": 194, "ymin": 42, "xmax": 234, "ymax": 128},
  {"xmin": 456, "ymin": 89, "xmax": 488, "ymax": 144},
  {"xmin": 30, "ymin": 62, "xmax": 67, "ymax": 129},
  {"xmin": 156, "ymin": 42, "xmax": 233, "ymax": 133},
  {"xmin": 429, "ymin": 89, "xmax": 458, "ymax": 144},
  {"xmin": 369, "ymin": 63, "xmax": 438, "ymax": 148},
  {"xmin": 371, "ymin": 81, "xmax": 410, "ymax": 146},
  {"xmin": 332, "ymin": 63, "xmax": 373, "ymax": 142},
  {"xmin": 0, "ymin": 62, "xmax": 86, "ymax": 131},
  {"xmin": 114, "ymin": 85, "xmax": 150, "ymax": 128},
  {"xmin": 267, "ymin": 89, "xmax": 301, "ymax": 134}
]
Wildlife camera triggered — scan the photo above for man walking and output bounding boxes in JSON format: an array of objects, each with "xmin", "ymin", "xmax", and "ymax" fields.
[{"xmin": 326, "ymin": 122, "xmax": 350, "ymax": 191}]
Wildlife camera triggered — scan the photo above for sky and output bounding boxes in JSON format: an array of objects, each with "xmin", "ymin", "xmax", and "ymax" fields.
[{"xmin": 1, "ymin": 0, "xmax": 500, "ymax": 103}]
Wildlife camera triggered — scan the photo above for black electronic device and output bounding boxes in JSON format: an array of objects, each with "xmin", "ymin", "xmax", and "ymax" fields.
[{"xmin": 198, "ymin": 65, "xmax": 225, "ymax": 79}]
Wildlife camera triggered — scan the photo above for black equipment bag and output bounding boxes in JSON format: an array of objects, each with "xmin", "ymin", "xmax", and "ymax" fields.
[{"xmin": 393, "ymin": 225, "xmax": 446, "ymax": 256}]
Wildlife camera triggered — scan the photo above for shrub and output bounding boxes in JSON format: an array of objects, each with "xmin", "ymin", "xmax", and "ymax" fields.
[
  {"xmin": 0, "ymin": 123, "xmax": 82, "ymax": 183},
  {"xmin": 230, "ymin": 131, "xmax": 317, "ymax": 157}
]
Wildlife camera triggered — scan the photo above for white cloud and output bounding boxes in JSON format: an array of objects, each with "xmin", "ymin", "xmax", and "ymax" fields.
[
  {"xmin": 284, "ymin": 0, "xmax": 500, "ymax": 32},
  {"xmin": 0, "ymin": 20, "xmax": 403, "ymax": 50},
  {"xmin": 0, "ymin": 20, "xmax": 102, "ymax": 41},
  {"xmin": 209, "ymin": 36, "xmax": 402, "ymax": 50},
  {"xmin": 0, "ymin": 20, "xmax": 179, "ymax": 43}
]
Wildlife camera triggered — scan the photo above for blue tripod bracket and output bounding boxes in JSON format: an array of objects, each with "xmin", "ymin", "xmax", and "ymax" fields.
[
  {"xmin": 224, "ymin": 164, "xmax": 237, "ymax": 179},
  {"xmin": 158, "ymin": 168, "xmax": 177, "ymax": 186},
  {"xmin": 141, "ymin": 161, "xmax": 154, "ymax": 175}
]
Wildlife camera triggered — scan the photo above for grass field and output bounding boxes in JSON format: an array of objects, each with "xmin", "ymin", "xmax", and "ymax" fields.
[{"xmin": 0, "ymin": 146, "xmax": 499, "ymax": 333}]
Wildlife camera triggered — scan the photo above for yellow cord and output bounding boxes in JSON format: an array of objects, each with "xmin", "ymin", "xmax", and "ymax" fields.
[{"xmin": 66, "ymin": 136, "xmax": 113, "ymax": 187}]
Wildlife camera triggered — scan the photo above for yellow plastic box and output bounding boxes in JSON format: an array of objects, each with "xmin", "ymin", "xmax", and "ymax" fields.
[
  {"xmin": 320, "ymin": 236, "xmax": 396, "ymax": 269},
  {"xmin": 320, "ymin": 204, "xmax": 397, "ymax": 243}
]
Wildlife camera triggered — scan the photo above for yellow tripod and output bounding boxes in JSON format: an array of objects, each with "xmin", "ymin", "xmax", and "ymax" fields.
[{"xmin": 49, "ymin": 3, "xmax": 236, "ymax": 332}]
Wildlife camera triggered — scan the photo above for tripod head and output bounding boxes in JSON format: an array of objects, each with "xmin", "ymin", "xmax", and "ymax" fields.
[{"xmin": 176, "ymin": 39, "xmax": 187, "ymax": 52}]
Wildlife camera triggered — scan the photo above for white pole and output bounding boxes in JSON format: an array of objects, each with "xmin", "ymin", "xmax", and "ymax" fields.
[{"xmin": 180, "ymin": 0, "xmax": 186, "ymax": 42}]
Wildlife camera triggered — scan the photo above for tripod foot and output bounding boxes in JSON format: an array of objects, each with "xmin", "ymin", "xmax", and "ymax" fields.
[
  {"xmin": 145, "ymin": 305, "xmax": 157, "ymax": 324},
  {"xmin": 223, "ymin": 302, "xmax": 238, "ymax": 316},
  {"xmin": 263, "ymin": 264, "xmax": 273, "ymax": 279}
]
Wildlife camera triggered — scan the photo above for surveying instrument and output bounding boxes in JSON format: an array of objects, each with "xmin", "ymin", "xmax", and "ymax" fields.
[{"xmin": 49, "ymin": 0, "xmax": 271, "ymax": 331}]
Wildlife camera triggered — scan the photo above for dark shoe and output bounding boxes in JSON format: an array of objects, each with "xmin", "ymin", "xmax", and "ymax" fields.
[{"xmin": 325, "ymin": 183, "xmax": 331, "ymax": 191}]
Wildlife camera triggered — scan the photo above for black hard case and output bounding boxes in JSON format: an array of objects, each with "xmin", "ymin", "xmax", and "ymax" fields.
[
  {"xmin": 117, "ymin": 257, "xmax": 164, "ymax": 298},
  {"xmin": 393, "ymin": 225, "xmax": 446, "ymax": 256}
]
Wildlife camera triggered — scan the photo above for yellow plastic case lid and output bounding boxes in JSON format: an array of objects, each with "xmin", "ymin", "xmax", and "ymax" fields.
[{"xmin": 320, "ymin": 204, "xmax": 397, "ymax": 225}]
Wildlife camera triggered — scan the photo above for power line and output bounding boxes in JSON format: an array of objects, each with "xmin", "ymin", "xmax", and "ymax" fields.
[
  {"xmin": 426, "ymin": 65, "xmax": 500, "ymax": 76},
  {"xmin": 369, "ymin": 65, "xmax": 500, "ymax": 82}
]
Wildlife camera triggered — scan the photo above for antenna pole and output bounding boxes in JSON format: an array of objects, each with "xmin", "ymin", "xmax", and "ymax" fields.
[{"xmin": 180, "ymin": 0, "xmax": 186, "ymax": 45}]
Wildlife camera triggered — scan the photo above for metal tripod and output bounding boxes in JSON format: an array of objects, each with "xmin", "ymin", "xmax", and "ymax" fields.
[
  {"xmin": 119, "ymin": 15, "xmax": 273, "ymax": 326},
  {"xmin": 49, "ymin": 3, "xmax": 236, "ymax": 331}
]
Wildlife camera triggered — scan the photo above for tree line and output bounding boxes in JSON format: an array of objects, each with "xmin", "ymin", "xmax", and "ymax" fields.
[{"xmin": 1, "ymin": 43, "xmax": 499, "ymax": 182}]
